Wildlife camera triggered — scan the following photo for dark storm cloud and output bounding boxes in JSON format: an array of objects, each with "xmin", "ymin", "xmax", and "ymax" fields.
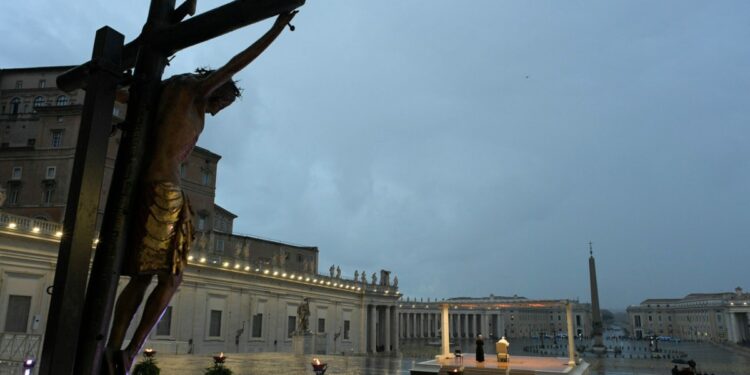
[{"xmin": 3, "ymin": 0, "xmax": 749, "ymax": 309}]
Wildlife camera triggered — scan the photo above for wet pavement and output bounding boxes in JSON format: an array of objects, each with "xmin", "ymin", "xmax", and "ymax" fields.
[
  {"xmin": 147, "ymin": 352, "xmax": 415, "ymax": 375},
  {"xmin": 146, "ymin": 338, "xmax": 750, "ymax": 375}
]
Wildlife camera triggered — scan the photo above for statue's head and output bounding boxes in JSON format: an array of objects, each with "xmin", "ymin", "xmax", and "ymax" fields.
[{"xmin": 196, "ymin": 68, "xmax": 242, "ymax": 115}]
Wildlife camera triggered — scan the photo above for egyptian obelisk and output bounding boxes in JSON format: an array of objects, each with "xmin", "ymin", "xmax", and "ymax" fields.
[{"xmin": 588, "ymin": 242, "xmax": 606, "ymax": 352}]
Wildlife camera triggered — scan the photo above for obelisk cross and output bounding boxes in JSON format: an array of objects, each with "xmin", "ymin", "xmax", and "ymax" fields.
[{"xmin": 39, "ymin": 1, "xmax": 305, "ymax": 375}]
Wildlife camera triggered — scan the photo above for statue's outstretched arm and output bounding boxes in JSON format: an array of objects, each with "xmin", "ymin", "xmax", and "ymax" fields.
[{"xmin": 199, "ymin": 11, "xmax": 297, "ymax": 98}]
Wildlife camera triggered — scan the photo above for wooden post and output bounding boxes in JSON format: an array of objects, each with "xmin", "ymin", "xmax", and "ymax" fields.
[
  {"xmin": 38, "ymin": 26, "xmax": 124, "ymax": 375},
  {"xmin": 73, "ymin": 2, "xmax": 177, "ymax": 373},
  {"xmin": 43, "ymin": 1, "xmax": 307, "ymax": 373}
]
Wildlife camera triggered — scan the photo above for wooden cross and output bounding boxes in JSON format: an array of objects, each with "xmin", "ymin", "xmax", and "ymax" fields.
[{"xmin": 39, "ymin": 1, "xmax": 305, "ymax": 374}]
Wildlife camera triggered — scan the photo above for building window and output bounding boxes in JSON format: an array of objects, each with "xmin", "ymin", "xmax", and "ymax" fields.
[
  {"xmin": 317, "ymin": 318, "xmax": 325, "ymax": 333},
  {"xmin": 38, "ymin": 79, "xmax": 46, "ymax": 88},
  {"xmin": 9, "ymin": 187, "xmax": 20, "ymax": 205},
  {"xmin": 180, "ymin": 163, "xmax": 186, "ymax": 177},
  {"xmin": 576, "ymin": 315, "xmax": 581, "ymax": 326},
  {"xmin": 15, "ymin": 80, "xmax": 23, "ymax": 89},
  {"xmin": 198, "ymin": 214, "xmax": 207, "ymax": 231},
  {"xmin": 45, "ymin": 166, "xmax": 56, "ymax": 179},
  {"xmin": 215, "ymin": 239, "xmax": 224, "ymax": 254},
  {"xmin": 209, "ymin": 310, "xmax": 222, "ymax": 337},
  {"xmin": 252, "ymin": 313, "xmax": 263, "ymax": 337},
  {"xmin": 42, "ymin": 187, "xmax": 54, "ymax": 205},
  {"xmin": 156, "ymin": 306, "xmax": 173, "ymax": 336},
  {"xmin": 287, "ymin": 316, "xmax": 296, "ymax": 338},
  {"xmin": 10, "ymin": 98, "xmax": 21, "ymax": 115},
  {"xmin": 51, "ymin": 130, "xmax": 63, "ymax": 148},
  {"xmin": 33, "ymin": 96, "xmax": 45, "ymax": 109},
  {"xmin": 202, "ymin": 170, "xmax": 212, "ymax": 186},
  {"xmin": 4, "ymin": 295, "xmax": 31, "ymax": 332},
  {"xmin": 344, "ymin": 320, "xmax": 350, "ymax": 340},
  {"xmin": 55, "ymin": 95, "xmax": 69, "ymax": 106},
  {"xmin": 11, "ymin": 167, "xmax": 22, "ymax": 180}
]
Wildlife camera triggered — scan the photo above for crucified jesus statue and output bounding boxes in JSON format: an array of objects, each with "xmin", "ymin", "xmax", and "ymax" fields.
[{"xmin": 105, "ymin": 11, "xmax": 297, "ymax": 374}]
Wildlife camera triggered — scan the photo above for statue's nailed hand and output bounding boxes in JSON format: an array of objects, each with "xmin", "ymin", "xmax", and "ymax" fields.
[{"xmin": 274, "ymin": 10, "xmax": 298, "ymax": 31}]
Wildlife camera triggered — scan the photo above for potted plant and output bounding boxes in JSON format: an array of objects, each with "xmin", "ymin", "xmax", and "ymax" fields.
[
  {"xmin": 132, "ymin": 358, "xmax": 160, "ymax": 375},
  {"xmin": 204, "ymin": 353, "xmax": 233, "ymax": 375},
  {"xmin": 132, "ymin": 349, "xmax": 160, "ymax": 375}
]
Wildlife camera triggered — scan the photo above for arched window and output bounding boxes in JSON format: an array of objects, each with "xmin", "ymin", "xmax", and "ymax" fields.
[
  {"xmin": 33, "ymin": 96, "xmax": 45, "ymax": 108},
  {"xmin": 55, "ymin": 95, "xmax": 69, "ymax": 106},
  {"xmin": 10, "ymin": 97, "xmax": 21, "ymax": 115}
]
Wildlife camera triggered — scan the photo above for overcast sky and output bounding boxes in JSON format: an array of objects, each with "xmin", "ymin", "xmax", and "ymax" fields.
[{"xmin": 2, "ymin": 1, "xmax": 749, "ymax": 310}]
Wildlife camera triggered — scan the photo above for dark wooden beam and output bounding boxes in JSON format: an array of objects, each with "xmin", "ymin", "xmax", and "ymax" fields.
[
  {"xmin": 153, "ymin": 0, "xmax": 305, "ymax": 56},
  {"xmin": 73, "ymin": 1, "xmax": 177, "ymax": 371},
  {"xmin": 57, "ymin": 0, "xmax": 305, "ymax": 92},
  {"xmin": 39, "ymin": 26, "xmax": 124, "ymax": 375}
]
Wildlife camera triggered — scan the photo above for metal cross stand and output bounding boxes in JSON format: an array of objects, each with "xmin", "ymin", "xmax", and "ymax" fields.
[{"xmin": 39, "ymin": 1, "xmax": 305, "ymax": 374}]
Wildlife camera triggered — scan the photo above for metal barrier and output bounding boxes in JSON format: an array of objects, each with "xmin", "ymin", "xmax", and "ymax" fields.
[{"xmin": 0, "ymin": 332, "xmax": 41, "ymax": 364}]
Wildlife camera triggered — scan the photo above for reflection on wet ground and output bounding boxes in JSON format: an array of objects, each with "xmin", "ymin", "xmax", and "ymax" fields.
[
  {"xmin": 151, "ymin": 352, "xmax": 414, "ymax": 375},
  {"xmin": 149, "ymin": 339, "xmax": 750, "ymax": 375}
]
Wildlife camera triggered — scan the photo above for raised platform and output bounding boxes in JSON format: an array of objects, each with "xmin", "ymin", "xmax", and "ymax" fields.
[{"xmin": 410, "ymin": 354, "xmax": 589, "ymax": 375}]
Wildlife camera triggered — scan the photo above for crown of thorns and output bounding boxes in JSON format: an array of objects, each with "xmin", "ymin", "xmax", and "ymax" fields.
[{"xmin": 195, "ymin": 67, "xmax": 242, "ymax": 98}]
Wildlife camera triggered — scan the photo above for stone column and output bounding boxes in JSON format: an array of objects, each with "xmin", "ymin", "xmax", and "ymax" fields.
[
  {"xmin": 385, "ymin": 306, "xmax": 391, "ymax": 352},
  {"xmin": 441, "ymin": 304, "xmax": 451, "ymax": 358},
  {"xmin": 392, "ymin": 306, "xmax": 400, "ymax": 352},
  {"xmin": 462, "ymin": 313, "xmax": 468, "ymax": 338},
  {"xmin": 412, "ymin": 313, "xmax": 417, "ymax": 338},
  {"xmin": 417, "ymin": 313, "xmax": 421, "ymax": 338},
  {"xmin": 566, "ymin": 302, "xmax": 576, "ymax": 366},
  {"xmin": 475, "ymin": 314, "xmax": 481, "ymax": 336},
  {"xmin": 398, "ymin": 313, "xmax": 404, "ymax": 338},
  {"xmin": 727, "ymin": 312, "xmax": 738, "ymax": 343},
  {"xmin": 433, "ymin": 313, "xmax": 438, "ymax": 337},
  {"xmin": 360, "ymin": 301, "xmax": 367, "ymax": 353},
  {"xmin": 369, "ymin": 304, "xmax": 376, "ymax": 353}
]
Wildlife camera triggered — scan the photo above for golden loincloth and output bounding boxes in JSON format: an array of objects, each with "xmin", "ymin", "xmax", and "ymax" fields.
[{"xmin": 124, "ymin": 182, "xmax": 194, "ymax": 276}]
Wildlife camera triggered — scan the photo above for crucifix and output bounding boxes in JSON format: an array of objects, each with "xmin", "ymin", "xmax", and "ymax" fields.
[{"xmin": 39, "ymin": 1, "xmax": 305, "ymax": 375}]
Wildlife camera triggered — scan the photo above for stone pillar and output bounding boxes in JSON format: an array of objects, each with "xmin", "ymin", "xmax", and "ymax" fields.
[
  {"xmin": 441, "ymin": 304, "xmax": 451, "ymax": 358},
  {"xmin": 392, "ymin": 306, "xmax": 400, "ymax": 352},
  {"xmin": 369, "ymin": 304, "xmax": 376, "ymax": 353},
  {"xmin": 411, "ymin": 313, "xmax": 416, "ymax": 338},
  {"xmin": 433, "ymin": 313, "xmax": 438, "ymax": 337},
  {"xmin": 397, "ymin": 313, "xmax": 404, "ymax": 338},
  {"xmin": 462, "ymin": 313, "xmax": 468, "ymax": 338},
  {"xmin": 566, "ymin": 302, "xmax": 576, "ymax": 366},
  {"xmin": 385, "ymin": 306, "xmax": 391, "ymax": 352},
  {"xmin": 360, "ymin": 302, "xmax": 367, "ymax": 353}
]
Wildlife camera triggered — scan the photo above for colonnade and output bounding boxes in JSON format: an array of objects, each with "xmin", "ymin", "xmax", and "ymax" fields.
[
  {"xmin": 365, "ymin": 304, "xmax": 399, "ymax": 353},
  {"xmin": 398, "ymin": 311, "xmax": 502, "ymax": 339},
  {"xmin": 727, "ymin": 311, "xmax": 750, "ymax": 343}
]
